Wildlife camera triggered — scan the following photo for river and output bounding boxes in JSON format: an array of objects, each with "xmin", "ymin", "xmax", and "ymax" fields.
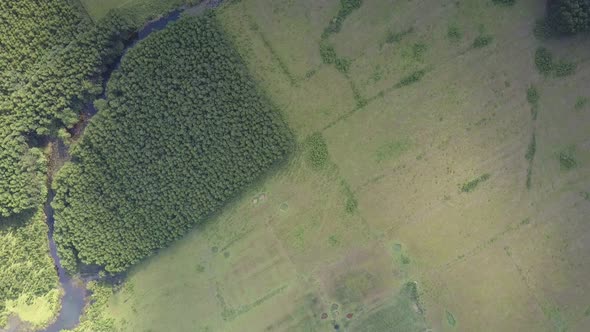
[{"xmin": 39, "ymin": 1, "xmax": 221, "ymax": 331}]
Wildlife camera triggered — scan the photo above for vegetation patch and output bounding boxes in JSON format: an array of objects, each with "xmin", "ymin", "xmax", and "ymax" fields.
[
  {"xmin": 375, "ymin": 139, "xmax": 411, "ymax": 163},
  {"xmin": 472, "ymin": 34, "xmax": 493, "ymax": 48},
  {"xmin": 574, "ymin": 96, "xmax": 589, "ymax": 111},
  {"xmin": 446, "ymin": 310, "xmax": 457, "ymax": 326},
  {"xmin": 53, "ymin": 14, "xmax": 292, "ymax": 272},
  {"xmin": 305, "ymin": 132, "xmax": 330, "ymax": 170},
  {"xmin": 534, "ymin": 47, "xmax": 576, "ymax": 77},
  {"xmin": 558, "ymin": 148, "xmax": 577, "ymax": 170},
  {"xmin": 395, "ymin": 69, "xmax": 427, "ymax": 88},
  {"xmin": 0, "ymin": 210, "xmax": 59, "ymax": 328},
  {"xmin": 460, "ymin": 173, "xmax": 491, "ymax": 193},
  {"xmin": 447, "ymin": 24, "xmax": 462, "ymax": 42},
  {"xmin": 323, "ymin": 0, "xmax": 363, "ymax": 38},
  {"xmin": 386, "ymin": 27, "xmax": 414, "ymax": 44},
  {"xmin": 340, "ymin": 180, "xmax": 358, "ymax": 214},
  {"xmin": 492, "ymin": 0, "xmax": 516, "ymax": 5}
]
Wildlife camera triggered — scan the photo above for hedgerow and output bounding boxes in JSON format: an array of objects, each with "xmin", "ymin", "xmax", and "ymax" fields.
[{"xmin": 53, "ymin": 14, "xmax": 291, "ymax": 272}]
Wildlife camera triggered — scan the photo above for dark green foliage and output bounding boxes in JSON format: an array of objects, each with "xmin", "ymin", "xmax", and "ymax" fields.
[
  {"xmin": 386, "ymin": 27, "xmax": 414, "ymax": 44},
  {"xmin": 395, "ymin": 69, "xmax": 426, "ymax": 88},
  {"xmin": 0, "ymin": 0, "xmax": 86, "ymax": 218},
  {"xmin": 493, "ymin": 0, "xmax": 516, "ymax": 5},
  {"xmin": 412, "ymin": 42, "xmax": 428, "ymax": 60},
  {"xmin": 320, "ymin": 42, "xmax": 337, "ymax": 64},
  {"xmin": 0, "ymin": 139, "xmax": 47, "ymax": 217},
  {"xmin": 534, "ymin": 47, "xmax": 576, "ymax": 77},
  {"xmin": 559, "ymin": 149, "xmax": 577, "ymax": 169},
  {"xmin": 526, "ymin": 134, "xmax": 537, "ymax": 162},
  {"xmin": 0, "ymin": 4, "xmax": 135, "ymax": 219},
  {"xmin": 535, "ymin": 47, "xmax": 554, "ymax": 75},
  {"xmin": 546, "ymin": 0, "xmax": 590, "ymax": 34},
  {"xmin": 447, "ymin": 25, "xmax": 462, "ymax": 42},
  {"xmin": 53, "ymin": 14, "xmax": 291, "ymax": 272},
  {"xmin": 305, "ymin": 133, "xmax": 329, "ymax": 169},
  {"xmin": 335, "ymin": 57, "xmax": 351, "ymax": 73},
  {"xmin": 527, "ymin": 85, "xmax": 540, "ymax": 106},
  {"xmin": 461, "ymin": 173, "xmax": 491, "ymax": 192},
  {"xmin": 0, "ymin": 0, "xmax": 87, "ymax": 84},
  {"xmin": 575, "ymin": 96, "xmax": 589, "ymax": 110},
  {"xmin": 341, "ymin": 180, "xmax": 358, "ymax": 214},
  {"xmin": 323, "ymin": 0, "xmax": 363, "ymax": 37},
  {"xmin": 472, "ymin": 34, "xmax": 493, "ymax": 48},
  {"xmin": 554, "ymin": 60, "xmax": 577, "ymax": 76}
]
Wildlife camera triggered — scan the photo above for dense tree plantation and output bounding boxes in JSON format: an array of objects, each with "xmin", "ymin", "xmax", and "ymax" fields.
[
  {"xmin": 0, "ymin": 1, "xmax": 137, "ymax": 219},
  {"xmin": 53, "ymin": 13, "xmax": 291, "ymax": 272},
  {"xmin": 547, "ymin": 0, "xmax": 590, "ymax": 34}
]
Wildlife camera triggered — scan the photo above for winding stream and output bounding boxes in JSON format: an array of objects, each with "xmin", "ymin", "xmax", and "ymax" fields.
[{"xmin": 40, "ymin": 2, "xmax": 221, "ymax": 331}]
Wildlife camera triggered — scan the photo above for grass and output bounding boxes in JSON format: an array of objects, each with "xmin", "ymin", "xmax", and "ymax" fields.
[{"xmin": 461, "ymin": 174, "xmax": 491, "ymax": 193}]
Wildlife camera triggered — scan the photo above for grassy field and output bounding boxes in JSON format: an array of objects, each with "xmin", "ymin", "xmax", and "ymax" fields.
[{"xmin": 80, "ymin": 0, "xmax": 590, "ymax": 331}]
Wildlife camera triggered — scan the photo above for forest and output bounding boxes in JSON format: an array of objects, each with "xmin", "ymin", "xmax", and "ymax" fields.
[{"xmin": 52, "ymin": 13, "xmax": 291, "ymax": 273}]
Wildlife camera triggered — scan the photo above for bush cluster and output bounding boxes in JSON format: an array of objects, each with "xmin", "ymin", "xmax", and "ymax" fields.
[
  {"xmin": 305, "ymin": 133, "xmax": 329, "ymax": 169},
  {"xmin": 534, "ymin": 46, "xmax": 577, "ymax": 77},
  {"xmin": 53, "ymin": 14, "xmax": 291, "ymax": 272}
]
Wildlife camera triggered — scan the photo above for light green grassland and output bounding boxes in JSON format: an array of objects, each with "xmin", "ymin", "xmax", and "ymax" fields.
[{"xmin": 82, "ymin": 0, "xmax": 590, "ymax": 331}]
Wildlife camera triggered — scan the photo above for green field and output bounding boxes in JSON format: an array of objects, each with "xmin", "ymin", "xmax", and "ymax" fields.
[{"xmin": 66, "ymin": 0, "xmax": 590, "ymax": 331}]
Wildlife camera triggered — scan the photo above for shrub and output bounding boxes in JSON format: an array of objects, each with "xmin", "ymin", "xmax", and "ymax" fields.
[
  {"xmin": 395, "ymin": 69, "xmax": 426, "ymax": 88},
  {"xmin": 306, "ymin": 133, "xmax": 329, "ymax": 169},
  {"xmin": 320, "ymin": 42, "xmax": 337, "ymax": 64},
  {"xmin": 447, "ymin": 25, "xmax": 462, "ymax": 41},
  {"xmin": 525, "ymin": 134, "xmax": 536, "ymax": 162},
  {"xmin": 535, "ymin": 47, "xmax": 554, "ymax": 75},
  {"xmin": 335, "ymin": 57, "xmax": 351, "ymax": 73},
  {"xmin": 559, "ymin": 150, "xmax": 577, "ymax": 170},
  {"xmin": 527, "ymin": 85, "xmax": 540, "ymax": 105},
  {"xmin": 461, "ymin": 173, "xmax": 491, "ymax": 192},
  {"xmin": 472, "ymin": 34, "xmax": 493, "ymax": 48},
  {"xmin": 554, "ymin": 60, "xmax": 577, "ymax": 77},
  {"xmin": 386, "ymin": 27, "xmax": 414, "ymax": 44}
]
